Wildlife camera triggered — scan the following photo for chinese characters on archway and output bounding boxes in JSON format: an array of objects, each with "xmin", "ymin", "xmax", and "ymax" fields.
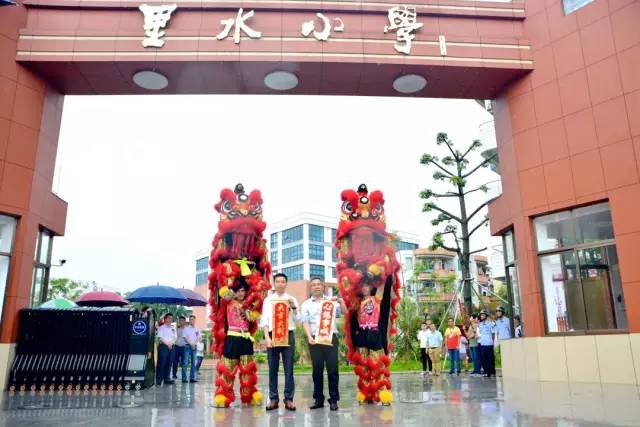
[
  {"xmin": 139, "ymin": 3, "xmax": 176, "ymax": 47},
  {"xmin": 384, "ymin": 6, "xmax": 423, "ymax": 55},
  {"xmin": 138, "ymin": 4, "xmax": 439, "ymax": 55}
]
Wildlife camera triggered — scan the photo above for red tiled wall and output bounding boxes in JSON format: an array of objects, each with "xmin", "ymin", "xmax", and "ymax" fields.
[
  {"xmin": 490, "ymin": 0, "xmax": 640, "ymax": 336},
  {"xmin": 0, "ymin": 4, "xmax": 67, "ymax": 342}
]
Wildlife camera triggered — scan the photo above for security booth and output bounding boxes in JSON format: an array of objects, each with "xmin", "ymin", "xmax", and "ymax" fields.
[{"xmin": 7, "ymin": 307, "xmax": 155, "ymax": 392}]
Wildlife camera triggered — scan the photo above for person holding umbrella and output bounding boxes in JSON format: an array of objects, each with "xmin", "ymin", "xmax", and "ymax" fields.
[{"xmin": 156, "ymin": 313, "xmax": 177, "ymax": 385}]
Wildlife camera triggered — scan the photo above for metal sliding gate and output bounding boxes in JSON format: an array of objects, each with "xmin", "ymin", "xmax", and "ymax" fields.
[{"xmin": 7, "ymin": 307, "xmax": 155, "ymax": 392}]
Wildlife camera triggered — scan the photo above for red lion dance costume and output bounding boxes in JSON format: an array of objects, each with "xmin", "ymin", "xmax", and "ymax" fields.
[
  {"xmin": 209, "ymin": 183, "xmax": 271, "ymax": 408},
  {"xmin": 336, "ymin": 184, "xmax": 401, "ymax": 406}
]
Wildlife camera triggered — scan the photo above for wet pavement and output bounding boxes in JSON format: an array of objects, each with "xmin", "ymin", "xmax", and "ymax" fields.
[{"xmin": 2, "ymin": 371, "xmax": 640, "ymax": 426}]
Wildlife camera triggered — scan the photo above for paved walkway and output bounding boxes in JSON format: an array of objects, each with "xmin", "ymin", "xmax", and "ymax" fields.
[{"xmin": 2, "ymin": 371, "xmax": 640, "ymax": 426}]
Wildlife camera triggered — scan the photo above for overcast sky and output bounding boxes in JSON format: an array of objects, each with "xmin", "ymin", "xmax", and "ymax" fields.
[{"xmin": 49, "ymin": 95, "xmax": 498, "ymax": 294}]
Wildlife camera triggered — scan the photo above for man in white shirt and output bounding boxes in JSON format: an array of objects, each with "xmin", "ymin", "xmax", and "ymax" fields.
[
  {"xmin": 156, "ymin": 313, "xmax": 177, "ymax": 385},
  {"xmin": 171, "ymin": 316, "xmax": 186, "ymax": 380},
  {"xmin": 416, "ymin": 321, "xmax": 432, "ymax": 375},
  {"xmin": 427, "ymin": 323, "xmax": 444, "ymax": 376},
  {"xmin": 301, "ymin": 277, "xmax": 347, "ymax": 411},
  {"xmin": 182, "ymin": 314, "xmax": 200, "ymax": 383},
  {"xmin": 196, "ymin": 338, "xmax": 205, "ymax": 372},
  {"xmin": 260, "ymin": 273, "xmax": 300, "ymax": 411}
]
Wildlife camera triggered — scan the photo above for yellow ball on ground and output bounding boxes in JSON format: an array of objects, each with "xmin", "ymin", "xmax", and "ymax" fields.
[
  {"xmin": 357, "ymin": 391, "xmax": 366, "ymax": 402},
  {"xmin": 214, "ymin": 394, "xmax": 228, "ymax": 408},
  {"xmin": 251, "ymin": 391, "xmax": 263, "ymax": 406},
  {"xmin": 379, "ymin": 390, "xmax": 393, "ymax": 405}
]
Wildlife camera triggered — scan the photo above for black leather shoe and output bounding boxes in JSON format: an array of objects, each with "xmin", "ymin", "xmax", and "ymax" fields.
[
  {"xmin": 329, "ymin": 402, "xmax": 339, "ymax": 411},
  {"xmin": 164, "ymin": 380, "xmax": 175, "ymax": 385},
  {"xmin": 265, "ymin": 400, "xmax": 279, "ymax": 411},
  {"xmin": 309, "ymin": 402, "xmax": 324, "ymax": 410},
  {"xmin": 190, "ymin": 379, "xmax": 198, "ymax": 383}
]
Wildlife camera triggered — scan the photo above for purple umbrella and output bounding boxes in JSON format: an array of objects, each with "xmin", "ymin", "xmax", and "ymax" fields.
[{"xmin": 178, "ymin": 288, "xmax": 208, "ymax": 307}]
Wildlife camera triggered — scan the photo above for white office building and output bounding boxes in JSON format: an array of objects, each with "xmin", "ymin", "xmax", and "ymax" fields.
[{"xmin": 268, "ymin": 212, "xmax": 419, "ymax": 284}]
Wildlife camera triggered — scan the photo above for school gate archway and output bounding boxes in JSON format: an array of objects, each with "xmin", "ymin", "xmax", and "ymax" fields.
[{"xmin": 1, "ymin": 0, "xmax": 640, "ymax": 387}]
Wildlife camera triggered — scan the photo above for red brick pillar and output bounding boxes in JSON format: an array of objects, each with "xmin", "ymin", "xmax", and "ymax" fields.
[{"xmin": 0, "ymin": 4, "xmax": 67, "ymax": 342}]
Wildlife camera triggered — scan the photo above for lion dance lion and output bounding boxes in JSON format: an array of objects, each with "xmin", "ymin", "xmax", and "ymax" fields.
[
  {"xmin": 209, "ymin": 183, "xmax": 271, "ymax": 408},
  {"xmin": 335, "ymin": 184, "xmax": 401, "ymax": 405}
]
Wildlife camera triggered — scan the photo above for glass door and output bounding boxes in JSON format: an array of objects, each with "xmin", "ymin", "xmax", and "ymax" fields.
[{"xmin": 577, "ymin": 245, "xmax": 626, "ymax": 330}]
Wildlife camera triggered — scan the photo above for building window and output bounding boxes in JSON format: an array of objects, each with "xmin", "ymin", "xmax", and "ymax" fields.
[
  {"xmin": 502, "ymin": 230, "xmax": 521, "ymax": 328},
  {"xmin": 282, "ymin": 264, "xmax": 304, "ymax": 281},
  {"xmin": 534, "ymin": 202, "xmax": 627, "ymax": 333},
  {"xmin": 563, "ymin": 0, "xmax": 594, "ymax": 15},
  {"xmin": 282, "ymin": 225, "xmax": 303, "ymax": 245},
  {"xmin": 309, "ymin": 243, "xmax": 324, "ymax": 261},
  {"xmin": 330, "ymin": 228, "xmax": 337, "ymax": 242},
  {"xmin": 31, "ymin": 228, "xmax": 54, "ymax": 307},
  {"xmin": 308, "ymin": 224, "xmax": 324, "ymax": 242},
  {"xmin": 310, "ymin": 264, "xmax": 325, "ymax": 281},
  {"xmin": 270, "ymin": 250, "xmax": 278, "ymax": 266},
  {"xmin": 396, "ymin": 241, "xmax": 418, "ymax": 251},
  {"xmin": 332, "ymin": 248, "xmax": 337, "ymax": 262},
  {"xmin": 270, "ymin": 233, "xmax": 278, "ymax": 250},
  {"xmin": 282, "ymin": 244, "xmax": 303, "ymax": 264},
  {"xmin": 195, "ymin": 256, "xmax": 208, "ymax": 271},
  {"xmin": 330, "ymin": 267, "xmax": 336, "ymax": 279},
  {"xmin": 195, "ymin": 272, "xmax": 208, "ymax": 285},
  {"xmin": 0, "ymin": 215, "xmax": 17, "ymax": 324}
]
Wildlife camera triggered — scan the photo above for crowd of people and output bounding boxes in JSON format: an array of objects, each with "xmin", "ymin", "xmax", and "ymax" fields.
[
  {"xmin": 155, "ymin": 313, "xmax": 205, "ymax": 385},
  {"xmin": 151, "ymin": 274, "xmax": 523, "ymax": 410},
  {"xmin": 417, "ymin": 306, "xmax": 522, "ymax": 377}
]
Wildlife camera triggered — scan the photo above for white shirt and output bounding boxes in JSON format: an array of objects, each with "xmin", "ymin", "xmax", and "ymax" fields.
[
  {"xmin": 460, "ymin": 336, "xmax": 468, "ymax": 354},
  {"xmin": 417, "ymin": 329, "xmax": 431, "ymax": 349},
  {"xmin": 259, "ymin": 292, "xmax": 300, "ymax": 331},
  {"xmin": 175, "ymin": 326, "xmax": 186, "ymax": 346},
  {"xmin": 301, "ymin": 296, "xmax": 342, "ymax": 336},
  {"xmin": 196, "ymin": 341, "xmax": 205, "ymax": 358},
  {"xmin": 183, "ymin": 325, "xmax": 199, "ymax": 347},
  {"xmin": 157, "ymin": 324, "xmax": 176, "ymax": 346}
]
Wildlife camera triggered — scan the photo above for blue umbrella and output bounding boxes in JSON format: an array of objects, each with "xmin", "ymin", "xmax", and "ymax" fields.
[
  {"xmin": 177, "ymin": 288, "xmax": 208, "ymax": 307},
  {"xmin": 127, "ymin": 284, "xmax": 189, "ymax": 305}
]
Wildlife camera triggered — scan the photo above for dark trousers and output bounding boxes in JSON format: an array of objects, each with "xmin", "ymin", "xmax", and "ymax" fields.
[
  {"xmin": 172, "ymin": 345, "xmax": 184, "ymax": 378},
  {"xmin": 420, "ymin": 348, "xmax": 432, "ymax": 372},
  {"xmin": 479, "ymin": 344, "xmax": 496, "ymax": 376},
  {"xmin": 267, "ymin": 331, "xmax": 295, "ymax": 402},
  {"xmin": 156, "ymin": 344, "xmax": 173, "ymax": 384},
  {"xmin": 470, "ymin": 346, "xmax": 481, "ymax": 374},
  {"xmin": 196, "ymin": 356, "xmax": 204, "ymax": 372},
  {"xmin": 309, "ymin": 334, "xmax": 340, "ymax": 404}
]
